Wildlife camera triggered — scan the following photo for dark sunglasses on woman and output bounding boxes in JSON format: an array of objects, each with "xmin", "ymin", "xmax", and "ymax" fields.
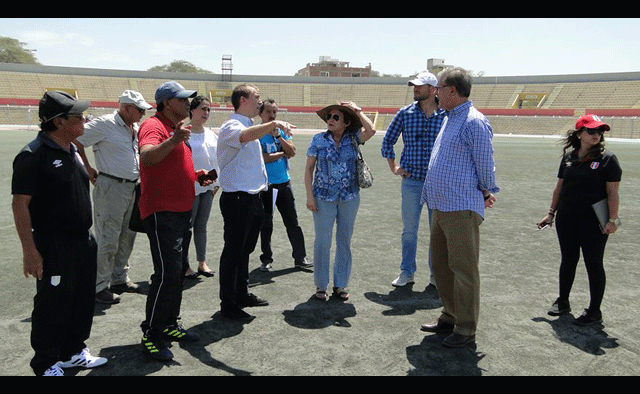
[{"xmin": 326, "ymin": 114, "xmax": 341, "ymax": 121}]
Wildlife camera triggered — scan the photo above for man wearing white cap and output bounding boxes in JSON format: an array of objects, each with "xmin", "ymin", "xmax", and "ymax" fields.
[
  {"xmin": 381, "ymin": 72, "xmax": 446, "ymax": 289},
  {"xmin": 75, "ymin": 90, "xmax": 153, "ymax": 304}
]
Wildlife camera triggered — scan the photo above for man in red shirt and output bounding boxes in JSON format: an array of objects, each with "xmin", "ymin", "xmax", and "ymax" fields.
[{"xmin": 137, "ymin": 81, "xmax": 211, "ymax": 361}]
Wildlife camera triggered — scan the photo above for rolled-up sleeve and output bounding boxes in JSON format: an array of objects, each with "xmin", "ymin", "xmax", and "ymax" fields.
[{"xmin": 381, "ymin": 113, "xmax": 403, "ymax": 159}]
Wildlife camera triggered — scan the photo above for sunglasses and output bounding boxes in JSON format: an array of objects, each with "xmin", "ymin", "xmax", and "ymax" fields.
[
  {"xmin": 583, "ymin": 128, "xmax": 604, "ymax": 135},
  {"xmin": 326, "ymin": 114, "xmax": 341, "ymax": 122}
]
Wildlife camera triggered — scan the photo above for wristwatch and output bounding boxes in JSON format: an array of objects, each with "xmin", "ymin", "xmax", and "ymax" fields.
[{"xmin": 608, "ymin": 217, "xmax": 622, "ymax": 226}]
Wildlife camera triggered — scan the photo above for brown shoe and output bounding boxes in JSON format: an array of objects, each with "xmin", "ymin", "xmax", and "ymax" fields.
[
  {"xmin": 420, "ymin": 319, "xmax": 454, "ymax": 333},
  {"xmin": 96, "ymin": 289, "xmax": 121, "ymax": 304},
  {"xmin": 442, "ymin": 333, "xmax": 475, "ymax": 348},
  {"xmin": 110, "ymin": 281, "xmax": 140, "ymax": 294}
]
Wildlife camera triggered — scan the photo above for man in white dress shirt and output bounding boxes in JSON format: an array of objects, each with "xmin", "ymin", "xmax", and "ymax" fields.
[
  {"xmin": 75, "ymin": 90, "xmax": 152, "ymax": 304},
  {"xmin": 216, "ymin": 84, "xmax": 295, "ymax": 320}
]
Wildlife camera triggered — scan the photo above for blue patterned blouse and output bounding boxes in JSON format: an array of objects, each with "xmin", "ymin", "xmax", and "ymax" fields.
[{"xmin": 307, "ymin": 131, "xmax": 361, "ymax": 202}]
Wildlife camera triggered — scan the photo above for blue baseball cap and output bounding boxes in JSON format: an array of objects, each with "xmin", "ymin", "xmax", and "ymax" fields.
[{"xmin": 155, "ymin": 81, "xmax": 197, "ymax": 104}]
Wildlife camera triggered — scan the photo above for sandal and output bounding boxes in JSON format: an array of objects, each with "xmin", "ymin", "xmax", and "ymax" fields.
[
  {"xmin": 315, "ymin": 289, "xmax": 327, "ymax": 300},
  {"xmin": 198, "ymin": 268, "xmax": 214, "ymax": 278},
  {"xmin": 333, "ymin": 287, "xmax": 349, "ymax": 301}
]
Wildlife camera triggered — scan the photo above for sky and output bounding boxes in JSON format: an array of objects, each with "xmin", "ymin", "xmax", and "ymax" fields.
[{"xmin": 1, "ymin": 18, "xmax": 639, "ymax": 78}]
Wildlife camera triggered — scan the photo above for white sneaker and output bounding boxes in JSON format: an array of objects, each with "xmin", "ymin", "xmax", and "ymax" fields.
[
  {"xmin": 43, "ymin": 362, "xmax": 64, "ymax": 376},
  {"xmin": 392, "ymin": 271, "xmax": 415, "ymax": 287},
  {"xmin": 60, "ymin": 348, "xmax": 107, "ymax": 369}
]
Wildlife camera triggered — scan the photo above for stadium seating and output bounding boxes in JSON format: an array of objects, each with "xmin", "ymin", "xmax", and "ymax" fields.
[{"xmin": 1, "ymin": 65, "xmax": 639, "ymax": 137}]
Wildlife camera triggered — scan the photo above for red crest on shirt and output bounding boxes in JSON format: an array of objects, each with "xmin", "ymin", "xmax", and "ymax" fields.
[{"xmin": 590, "ymin": 162, "xmax": 599, "ymax": 170}]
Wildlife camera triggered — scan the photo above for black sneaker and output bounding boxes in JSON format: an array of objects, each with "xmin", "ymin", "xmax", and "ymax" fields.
[
  {"xmin": 548, "ymin": 298, "xmax": 571, "ymax": 316},
  {"xmin": 141, "ymin": 333, "xmax": 173, "ymax": 361},
  {"xmin": 163, "ymin": 324, "xmax": 200, "ymax": 342},
  {"xmin": 574, "ymin": 309, "xmax": 603, "ymax": 326}
]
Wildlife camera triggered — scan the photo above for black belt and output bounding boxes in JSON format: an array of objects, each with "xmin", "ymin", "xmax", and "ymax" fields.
[
  {"xmin": 99, "ymin": 172, "xmax": 138, "ymax": 183},
  {"xmin": 223, "ymin": 190, "xmax": 264, "ymax": 199}
]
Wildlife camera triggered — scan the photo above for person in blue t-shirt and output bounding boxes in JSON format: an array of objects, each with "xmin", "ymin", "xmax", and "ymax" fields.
[{"xmin": 258, "ymin": 99, "xmax": 312, "ymax": 272}]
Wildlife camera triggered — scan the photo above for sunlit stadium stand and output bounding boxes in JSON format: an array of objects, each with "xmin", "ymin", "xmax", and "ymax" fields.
[{"xmin": 1, "ymin": 63, "xmax": 639, "ymax": 138}]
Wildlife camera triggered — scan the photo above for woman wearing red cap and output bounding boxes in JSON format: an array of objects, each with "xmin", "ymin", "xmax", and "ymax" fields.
[{"xmin": 538, "ymin": 114, "xmax": 622, "ymax": 326}]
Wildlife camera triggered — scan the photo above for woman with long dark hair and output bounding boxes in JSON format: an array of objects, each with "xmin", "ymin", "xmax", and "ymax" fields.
[
  {"xmin": 184, "ymin": 96, "xmax": 219, "ymax": 279},
  {"xmin": 538, "ymin": 114, "xmax": 622, "ymax": 325}
]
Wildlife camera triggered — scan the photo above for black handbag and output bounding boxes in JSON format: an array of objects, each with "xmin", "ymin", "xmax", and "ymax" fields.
[
  {"xmin": 352, "ymin": 135, "xmax": 373, "ymax": 188},
  {"xmin": 128, "ymin": 183, "xmax": 145, "ymax": 233}
]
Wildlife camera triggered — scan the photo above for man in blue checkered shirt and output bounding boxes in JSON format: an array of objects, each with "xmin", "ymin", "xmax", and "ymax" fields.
[
  {"xmin": 381, "ymin": 71, "xmax": 446, "ymax": 289},
  {"xmin": 420, "ymin": 67, "xmax": 499, "ymax": 348}
]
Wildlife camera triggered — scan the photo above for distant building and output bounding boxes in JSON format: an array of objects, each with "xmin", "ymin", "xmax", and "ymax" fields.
[
  {"xmin": 427, "ymin": 58, "xmax": 452, "ymax": 75},
  {"xmin": 295, "ymin": 56, "xmax": 372, "ymax": 78}
]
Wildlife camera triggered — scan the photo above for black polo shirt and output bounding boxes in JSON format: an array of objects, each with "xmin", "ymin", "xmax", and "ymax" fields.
[
  {"xmin": 557, "ymin": 150, "xmax": 622, "ymax": 213},
  {"xmin": 12, "ymin": 133, "xmax": 92, "ymax": 233}
]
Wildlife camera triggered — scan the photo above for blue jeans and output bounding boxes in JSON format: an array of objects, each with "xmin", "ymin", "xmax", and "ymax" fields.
[
  {"xmin": 401, "ymin": 178, "xmax": 433, "ymax": 282},
  {"xmin": 313, "ymin": 195, "xmax": 360, "ymax": 290}
]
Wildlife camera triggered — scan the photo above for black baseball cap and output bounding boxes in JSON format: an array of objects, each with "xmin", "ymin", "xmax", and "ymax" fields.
[{"xmin": 39, "ymin": 91, "xmax": 91, "ymax": 123}]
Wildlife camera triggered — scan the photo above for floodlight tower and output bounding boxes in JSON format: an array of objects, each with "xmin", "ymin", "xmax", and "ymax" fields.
[{"xmin": 222, "ymin": 55, "xmax": 233, "ymax": 82}]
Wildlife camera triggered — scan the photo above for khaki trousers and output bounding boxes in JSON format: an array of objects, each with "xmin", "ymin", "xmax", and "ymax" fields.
[
  {"xmin": 93, "ymin": 175, "xmax": 137, "ymax": 293},
  {"xmin": 430, "ymin": 209, "xmax": 483, "ymax": 336}
]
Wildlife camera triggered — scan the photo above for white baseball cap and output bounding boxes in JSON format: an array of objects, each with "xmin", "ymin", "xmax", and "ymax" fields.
[
  {"xmin": 407, "ymin": 72, "xmax": 438, "ymax": 87},
  {"xmin": 119, "ymin": 90, "xmax": 153, "ymax": 110}
]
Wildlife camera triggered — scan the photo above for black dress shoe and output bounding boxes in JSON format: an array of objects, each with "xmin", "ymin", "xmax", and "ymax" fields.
[
  {"xmin": 237, "ymin": 293, "xmax": 269, "ymax": 308},
  {"xmin": 221, "ymin": 307, "xmax": 255, "ymax": 322},
  {"xmin": 420, "ymin": 319, "xmax": 454, "ymax": 333},
  {"xmin": 442, "ymin": 333, "xmax": 475, "ymax": 348},
  {"xmin": 294, "ymin": 258, "xmax": 313, "ymax": 270}
]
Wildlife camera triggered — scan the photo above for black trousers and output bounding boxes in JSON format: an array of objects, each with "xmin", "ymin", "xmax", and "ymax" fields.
[
  {"xmin": 260, "ymin": 181, "xmax": 306, "ymax": 264},
  {"xmin": 141, "ymin": 211, "xmax": 191, "ymax": 335},
  {"xmin": 219, "ymin": 191, "xmax": 264, "ymax": 312},
  {"xmin": 30, "ymin": 231, "xmax": 97, "ymax": 376},
  {"xmin": 555, "ymin": 207, "xmax": 608, "ymax": 313}
]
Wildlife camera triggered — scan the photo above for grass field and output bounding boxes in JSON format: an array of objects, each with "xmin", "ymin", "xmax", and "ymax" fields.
[{"xmin": 1, "ymin": 129, "xmax": 640, "ymax": 376}]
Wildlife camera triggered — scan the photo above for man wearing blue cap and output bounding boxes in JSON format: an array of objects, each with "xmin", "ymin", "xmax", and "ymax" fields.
[{"xmin": 137, "ymin": 81, "xmax": 212, "ymax": 361}]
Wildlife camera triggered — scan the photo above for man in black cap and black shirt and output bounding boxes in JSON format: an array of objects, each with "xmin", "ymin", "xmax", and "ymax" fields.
[{"xmin": 12, "ymin": 91, "xmax": 107, "ymax": 376}]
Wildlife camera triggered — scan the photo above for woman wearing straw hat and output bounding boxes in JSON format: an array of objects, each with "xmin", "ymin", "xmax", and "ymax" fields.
[
  {"xmin": 537, "ymin": 114, "xmax": 622, "ymax": 326},
  {"xmin": 304, "ymin": 101, "xmax": 376, "ymax": 301}
]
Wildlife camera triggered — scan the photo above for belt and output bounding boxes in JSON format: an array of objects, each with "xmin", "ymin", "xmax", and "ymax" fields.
[
  {"xmin": 223, "ymin": 190, "xmax": 265, "ymax": 199},
  {"xmin": 99, "ymin": 172, "xmax": 138, "ymax": 183}
]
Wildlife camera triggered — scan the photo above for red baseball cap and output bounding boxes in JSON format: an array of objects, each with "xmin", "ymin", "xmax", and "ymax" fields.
[{"xmin": 576, "ymin": 114, "xmax": 610, "ymax": 131}]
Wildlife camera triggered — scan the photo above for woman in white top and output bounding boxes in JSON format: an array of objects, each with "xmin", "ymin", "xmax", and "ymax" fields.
[{"xmin": 185, "ymin": 96, "xmax": 219, "ymax": 278}]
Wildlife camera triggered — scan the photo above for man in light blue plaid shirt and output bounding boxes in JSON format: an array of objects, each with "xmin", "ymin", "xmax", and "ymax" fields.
[
  {"xmin": 420, "ymin": 68, "xmax": 499, "ymax": 349},
  {"xmin": 381, "ymin": 72, "xmax": 446, "ymax": 289}
]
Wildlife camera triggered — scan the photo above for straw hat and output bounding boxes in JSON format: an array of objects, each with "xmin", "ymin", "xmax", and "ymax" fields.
[{"xmin": 316, "ymin": 103, "xmax": 363, "ymax": 132}]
